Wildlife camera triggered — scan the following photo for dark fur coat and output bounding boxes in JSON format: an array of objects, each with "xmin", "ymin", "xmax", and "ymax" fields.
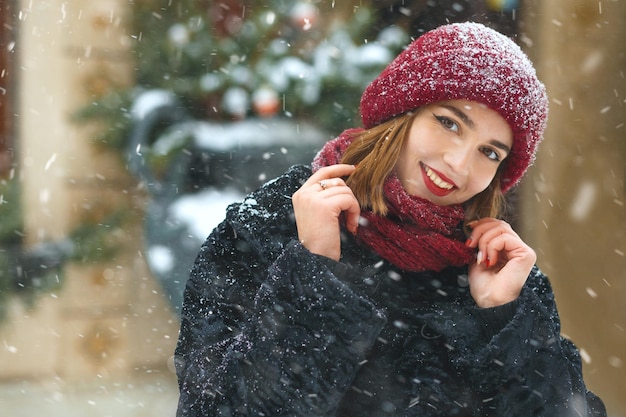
[{"xmin": 175, "ymin": 165, "xmax": 606, "ymax": 417}]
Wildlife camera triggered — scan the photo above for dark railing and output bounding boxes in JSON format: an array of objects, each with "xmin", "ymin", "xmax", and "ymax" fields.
[{"xmin": 126, "ymin": 93, "xmax": 327, "ymax": 314}]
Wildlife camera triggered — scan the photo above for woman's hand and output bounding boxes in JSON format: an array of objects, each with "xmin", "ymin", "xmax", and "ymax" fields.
[
  {"xmin": 465, "ymin": 218, "xmax": 536, "ymax": 308},
  {"xmin": 292, "ymin": 164, "xmax": 360, "ymax": 261}
]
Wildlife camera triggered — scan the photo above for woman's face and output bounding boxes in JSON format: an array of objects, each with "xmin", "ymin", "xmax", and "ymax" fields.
[{"xmin": 395, "ymin": 99, "xmax": 513, "ymax": 206}]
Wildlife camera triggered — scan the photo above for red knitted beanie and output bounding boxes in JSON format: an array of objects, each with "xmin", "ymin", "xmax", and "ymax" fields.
[{"xmin": 360, "ymin": 22, "xmax": 548, "ymax": 193}]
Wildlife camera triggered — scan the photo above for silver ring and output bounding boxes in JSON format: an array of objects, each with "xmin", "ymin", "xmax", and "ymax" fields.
[{"xmin": 318, "ymin": 180, "xmax": 327, "ymax": 190}]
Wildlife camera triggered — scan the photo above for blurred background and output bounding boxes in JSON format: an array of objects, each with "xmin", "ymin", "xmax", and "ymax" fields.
[{"xmin": 0, "ymin": 0, "xmax": 624, "ymax": 415}]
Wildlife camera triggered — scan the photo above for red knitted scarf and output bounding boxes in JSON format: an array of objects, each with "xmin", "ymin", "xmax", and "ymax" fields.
[{"xmin": 312, "ymin": 129, "xmax": 476, "ymax": 272}]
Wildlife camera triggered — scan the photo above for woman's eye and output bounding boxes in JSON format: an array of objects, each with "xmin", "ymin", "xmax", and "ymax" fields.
[
  {"xmin": 481, "ymin": 147, "xmax": 501, "ymax": 162},
  {"xmin": 434, "ymin": 115, "xmax": 459, "ymax": 132}
]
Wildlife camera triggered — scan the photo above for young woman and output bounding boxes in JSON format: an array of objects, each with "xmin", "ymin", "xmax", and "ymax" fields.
[{"xmin": 174, "ymin": 22, "xmax": 606, "ymax": 416}]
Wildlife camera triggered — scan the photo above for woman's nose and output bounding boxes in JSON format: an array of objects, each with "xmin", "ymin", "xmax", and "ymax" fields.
[{"xmin": 443, "ymin": 147, "xmax": 472, "ymax": 176}]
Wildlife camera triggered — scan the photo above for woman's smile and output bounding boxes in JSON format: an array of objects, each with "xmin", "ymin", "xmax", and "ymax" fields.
[{"xmin": 421, "ymin": 163, "xmax": 456, "ymax": 196}]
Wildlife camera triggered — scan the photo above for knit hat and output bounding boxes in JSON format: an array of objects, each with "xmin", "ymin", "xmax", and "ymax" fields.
[{"xmin": 360, "ymin": 22, "xmax": 548, "ymax": 193}]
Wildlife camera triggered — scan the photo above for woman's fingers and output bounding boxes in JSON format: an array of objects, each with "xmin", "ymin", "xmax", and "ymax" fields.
[
  {"xmin": 467, "ymin": 219, "xmax": 520, "ymax": 266},
  {"xmin": 467, "ymin": 218, "xmax": 536, "ymax": 269},
  {"xmin": 303, "ymin": 164, "xmax": 356, "ymax": 187},
  {"xmin": 467, "ymin": 218, "xmax": 513, "ymax": 245},
  {"xmin": 307, "ymin": 164, "xmax": 360, "ymax": 234},
  {"xmin": 292, "ymin": 164, "xmax": 360, "ymax": 260},
  {"xmin": 482, "ymin": 232, "xmax": 536, "ymax": 269},
  {"xmin": 466, "ymin": 218, "xmax": 536, "ymax": 307}
]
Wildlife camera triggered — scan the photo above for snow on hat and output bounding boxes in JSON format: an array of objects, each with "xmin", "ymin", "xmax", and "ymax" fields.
[{"xmin": 360, "ymin": 22, "xmax": 548, "ymax": 193}]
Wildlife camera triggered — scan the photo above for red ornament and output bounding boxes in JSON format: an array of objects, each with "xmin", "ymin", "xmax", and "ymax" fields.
[
  {"xmin": 209, "ymin": 0, "xmax": 245, "ymax": 37},
  {"xmin": 253, "ymin": 87, "xmax": 280, "ymax": 117},
  {"xmin": 290, "ymin": 3, "xmax": 318, "ymax": 31}
]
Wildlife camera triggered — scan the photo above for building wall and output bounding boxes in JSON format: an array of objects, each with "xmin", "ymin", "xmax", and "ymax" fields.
[
  {"xmin": 520, "ymin": 0, "xmax": 626, "ymax": 414},
  {"xmin": 0, "ymin": 0, "xmax": 178, "ymax": 382}
]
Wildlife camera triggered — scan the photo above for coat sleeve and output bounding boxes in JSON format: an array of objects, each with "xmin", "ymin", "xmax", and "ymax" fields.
[
  {"xmin": 174, "ymin": 184, "xmax": 386, "ymax": 416},
  {"xmin": 459, "ymin": 266, "xmax": 607, "ymax": 417}
]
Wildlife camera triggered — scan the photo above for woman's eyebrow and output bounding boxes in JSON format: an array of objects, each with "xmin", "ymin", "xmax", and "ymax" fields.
[
  {"xmin": 489, "ymin": 139, "xmax": 511, "ymax": 155},
  {"xmin": 440, "ymin": 104, "xmax": 475, "ymax": 129}
]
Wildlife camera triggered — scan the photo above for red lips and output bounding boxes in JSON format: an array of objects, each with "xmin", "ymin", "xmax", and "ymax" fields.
[{"xmin": 421, "ymin": 164, "xmax": 456, "ymax": 197}]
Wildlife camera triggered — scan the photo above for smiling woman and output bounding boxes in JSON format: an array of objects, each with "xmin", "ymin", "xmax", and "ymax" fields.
[{"xmin": 175, "ymin": 22, "xmax": 606, "ymax": 416}]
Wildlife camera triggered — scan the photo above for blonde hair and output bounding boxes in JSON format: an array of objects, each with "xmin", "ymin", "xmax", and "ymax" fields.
[{"xmin": 340, "ymin": 111, "xmax": 507, "ymax": 228}]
